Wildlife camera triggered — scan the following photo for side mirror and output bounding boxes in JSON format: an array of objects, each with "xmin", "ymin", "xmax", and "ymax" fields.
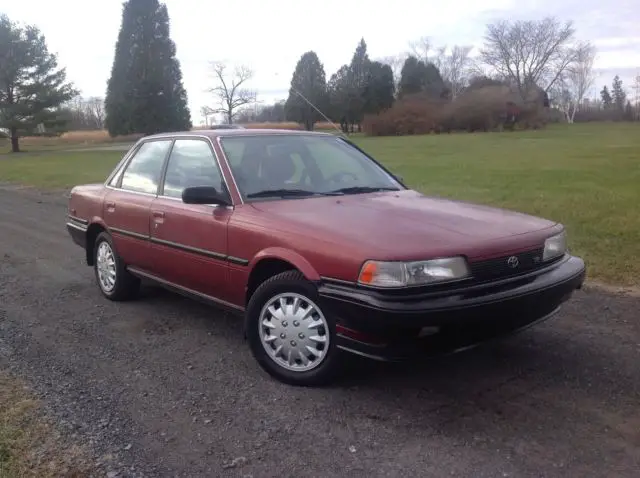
[{"xmin": 182, "ymin": 186, "xmax": 231, "ymax": 206}]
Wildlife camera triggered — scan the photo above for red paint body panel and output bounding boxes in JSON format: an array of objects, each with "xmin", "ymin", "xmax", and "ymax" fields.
[
  {"xmin": 68, "ymin": 183, "xmax": 106, "ymax": 221},
  {"xmin": 234, "ymin": 189, "xmax": 561, "ymax": 283},
  {"xmin": 227, "ymin": 266, "xmax": 250, "ymax": 306},
  {"xmin": 148, "ymin": 197, "xmax": 232, "ymax": 300},
  {"xmin": 103, "ymin": 188, "xmax": 156, "ymax": 269}
]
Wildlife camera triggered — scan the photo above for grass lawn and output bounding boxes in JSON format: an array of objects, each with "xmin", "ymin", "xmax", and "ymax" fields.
[
  {"xmin": 0, "ymin": 122, "xmax": 638, "ymax": 286},
  {"xmin": 0, "ymin": 150, "xmax": 121, "ymax": 189}
]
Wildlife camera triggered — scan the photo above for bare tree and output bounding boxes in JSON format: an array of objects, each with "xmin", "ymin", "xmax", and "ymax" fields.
[
  {"xmin": 408, "ymin": 36, "xmax": 441, "ymax": 66},
  {"xmin": 438, "ymin": 45, "xmax": 474, "ymax": 99},
  {"xmin": 562, "ymin": 43, "xmax": 597, "ymax": 122},
  {"xmin": 480, "ymin": 17, "xmax": 579, "ymax": 101},
  {"xmin": 86, "ymin": 97, "xmax": 105, "ymax": 129},
  {"xmin": 407, "ymin": 36, "xmax": 475, "ymax": 98},
  {"xmin": 378, "ymin": 54, "xmax": 407, "ymax": 87},
  {"xmin": 207, "ymin": 61, "xmax": 257, "ymax": 124},
  {"xmin": 200, "ymin": 106, "xmax": 214, "ymax": 127},
  {"xmin": 64, "ymin": 96, "xmax": 106, "ymax": 130}
]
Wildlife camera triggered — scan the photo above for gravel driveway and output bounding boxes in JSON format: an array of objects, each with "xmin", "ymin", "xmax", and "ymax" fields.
[{"xmin": 0, "ymin": 186, "xmax": 638, "ymax": 477}]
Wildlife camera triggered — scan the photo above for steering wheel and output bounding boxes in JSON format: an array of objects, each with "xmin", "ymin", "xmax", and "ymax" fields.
[{"xmin": 327, "ymin": 171, "xmax": 358, "ymax": 183}]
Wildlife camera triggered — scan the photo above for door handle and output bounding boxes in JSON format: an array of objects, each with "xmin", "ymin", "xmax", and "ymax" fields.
[
  {"xmin": 106, "ymin": 201, "xmax": 116, "ymax": 212},
  {"xmin": 152, "ymin": 210, "xmax": 165, "ymax": 224}
]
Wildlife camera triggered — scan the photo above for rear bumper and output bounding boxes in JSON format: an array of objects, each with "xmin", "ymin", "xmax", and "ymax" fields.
[
  {"xmin": 318, "ymin": 255, "xmax": 586, "ymax": 361},
  {"xmin": 66, "ymin": 220, "xmax": 87, "ymax": 249}
]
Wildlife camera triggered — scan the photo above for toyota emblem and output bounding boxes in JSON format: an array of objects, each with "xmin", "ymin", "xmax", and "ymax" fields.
[{"xmin": 507, "ymin": 256, "xmax": 519, "ymax": 268}]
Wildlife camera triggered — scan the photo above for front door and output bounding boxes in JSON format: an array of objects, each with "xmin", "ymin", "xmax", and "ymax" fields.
[
  {"xmin": 104, "ymin": 139, "xmax": 173, "ymax": 271},
  {"xmin": 148, "ymin": 138, "xmax": 233, "ymax": 301}
]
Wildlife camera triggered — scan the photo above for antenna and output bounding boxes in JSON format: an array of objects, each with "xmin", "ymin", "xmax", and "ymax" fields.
[
  {"xmin": 290, "ymin": 86, "xmax": 349, "ymax": 140},
  {"xmin": 273, "ymin": 72, "xmax": 349, "ymax": 139}
]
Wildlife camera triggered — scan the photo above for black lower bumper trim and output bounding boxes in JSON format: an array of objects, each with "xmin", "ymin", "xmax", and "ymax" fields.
[
  {"xmin": 66, "ymin": 222, "xmax": 87, "ymax": 249},
  {"xmin": 320, "ymin": 255, "xmax": 586, "ymax": 360},
  {"xmin": 336, "ymin": 305, "xmax": 563, "ymax": 362}
]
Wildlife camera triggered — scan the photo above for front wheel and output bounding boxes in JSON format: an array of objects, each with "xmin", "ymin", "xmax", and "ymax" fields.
[{"xmin": 245, "ymin": 271, "xmax": 342, "ymax": 386}]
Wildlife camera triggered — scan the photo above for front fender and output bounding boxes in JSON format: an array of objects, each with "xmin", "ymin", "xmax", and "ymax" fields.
[{"xmin": 248, "ymin": 247, "xmax": 321, "ymax": 282}]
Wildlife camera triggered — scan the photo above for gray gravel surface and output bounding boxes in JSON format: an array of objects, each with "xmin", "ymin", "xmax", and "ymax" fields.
[{"xmin": 0, "ymin": 186, "xmax": 639, "ymax": 477}]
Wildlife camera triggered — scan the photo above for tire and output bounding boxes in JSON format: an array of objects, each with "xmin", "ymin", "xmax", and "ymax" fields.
[
  {"xmin": 93, "ymin": 231, "xmax": 140, "ymax": 301},
  {"xmin": 245, "ymin": 270, "xmax": 342, "ymax": 386}
]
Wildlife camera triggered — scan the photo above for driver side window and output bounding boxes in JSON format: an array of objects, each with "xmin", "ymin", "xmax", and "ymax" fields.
[{"xmin": 161, "ymin": 139, "xmax": 227, "ymax": 199}]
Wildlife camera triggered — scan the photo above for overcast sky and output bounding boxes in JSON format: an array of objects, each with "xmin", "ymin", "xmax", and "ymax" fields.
[{"xmin": 4, "ymin": 0, "xmax": 640, "ymax": 125}]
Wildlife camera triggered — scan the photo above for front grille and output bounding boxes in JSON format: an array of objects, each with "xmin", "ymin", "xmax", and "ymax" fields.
[{"xmin": 469, "ymin": 248, "xmax": 551, "ymax": 283}]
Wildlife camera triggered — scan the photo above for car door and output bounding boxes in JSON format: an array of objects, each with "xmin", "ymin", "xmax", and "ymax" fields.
[
  {"xmin": 103, "ymin": 139, "xmax": 173, "ymax": 271},
  {"xmin": 148, "ymin": 138, "xmax": 233, "ymax": 302}
]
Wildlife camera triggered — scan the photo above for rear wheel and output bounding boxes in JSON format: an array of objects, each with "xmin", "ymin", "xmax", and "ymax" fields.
[
  {"xmin": 245, "ymin": 271, "xmax": 342, "ymax": 386},
  {"xmin": 93, "ymin": 232, "xmax": 140, "ymax": 301}
]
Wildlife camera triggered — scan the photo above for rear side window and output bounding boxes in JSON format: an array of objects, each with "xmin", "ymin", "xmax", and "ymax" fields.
[{"xmin": 120, "ymin": 140, "xmax": 172, "ymax": 195}]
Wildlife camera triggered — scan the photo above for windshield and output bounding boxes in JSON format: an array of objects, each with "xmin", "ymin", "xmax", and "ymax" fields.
[{"xmin": 219, "ymin": 134, "xmax": 404, "ymax": 201}]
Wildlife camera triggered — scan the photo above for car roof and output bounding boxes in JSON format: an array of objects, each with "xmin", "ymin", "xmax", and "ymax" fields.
[{"xmin": 142, "ymin": 128, "xmax": 335, "ymax": 140}]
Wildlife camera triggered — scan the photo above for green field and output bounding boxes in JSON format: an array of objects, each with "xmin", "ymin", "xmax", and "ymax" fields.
[{"xmin": 1, "ymin": 122, "xmax": 638, "ymax": 286}]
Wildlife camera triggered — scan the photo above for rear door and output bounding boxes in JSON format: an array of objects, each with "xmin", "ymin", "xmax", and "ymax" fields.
[
  {"xmin": 147, "ymin": 138, "xmax": 233, "ymax": 302},
  {"xmin": 103, "ymin": 139, "xmax": 173, "ymax": 271}
]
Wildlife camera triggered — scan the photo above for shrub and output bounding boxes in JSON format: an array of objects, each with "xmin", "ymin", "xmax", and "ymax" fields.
[
  {"xmin": 362, "ymin": 94, "xmax": 446, "ymax": 136},
  {"xmin": 363, "ymin": 85, "xmax": 552, "ymax": 136},
  {"xmin": 234, "ymin": 121, "xmax": 337, "ymax": 131},
  {"xmin": 441, "ymin": 86, "xmax": 513, "ymax": 132},
  {"xmin": 573, "ymin": 107, "xmax": 626, "ymax": 123}
]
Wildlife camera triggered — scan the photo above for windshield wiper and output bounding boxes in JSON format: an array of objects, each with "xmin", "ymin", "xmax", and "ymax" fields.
[
  {"xmin": 326, "ymin": 186, "xmax": 400, "ymax": 195},
  {"xmin": 246, "ymin": 188, "xmax": 341, "ymax": 199}
]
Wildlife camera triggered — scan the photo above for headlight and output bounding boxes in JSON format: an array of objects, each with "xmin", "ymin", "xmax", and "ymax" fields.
[
  {"xmin": 543, "ymin": 231, "xmax": 567, "ymax": 261},
  {"xmin": 358, "ymin": 256, "xmax": 470, "ymax": 287}
]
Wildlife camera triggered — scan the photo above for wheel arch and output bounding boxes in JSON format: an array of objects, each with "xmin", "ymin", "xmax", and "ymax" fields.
[
  {"xmin": 85, "ymin": 218, "xmax": 109, "ymax": 266},
  {"xmin": 245, "ymin": 247, "xmax": 321, "ymax": 305}
]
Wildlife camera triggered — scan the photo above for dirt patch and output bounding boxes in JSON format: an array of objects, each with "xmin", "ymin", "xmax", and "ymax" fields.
[
  {"xmin": 0, "ymin": 370, "xmax": 96, "ymax": 477},
  {"xmin": 584, "ymin": 280, "xmax": 640, "ymax": 298}
]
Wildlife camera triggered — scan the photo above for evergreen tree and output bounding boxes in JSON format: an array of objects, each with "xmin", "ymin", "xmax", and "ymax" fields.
[
  {"xmin": 623, "ymin": 100, "xmax": 634, "ymax": 121},
  {"xmin": 285, "ymin": 51, "xmax": 328, "ymax": 131},
  {"xmin": 363, "ymin": 61, "xmax": 395, "ymax": 115},
  {"xmin": 398, "ymin": 56, "xmax": 427, "ymax": 97},
  {"xmin": 600, "ymin": 85, "xmax": 612, "ymax": 108},
  {"xmin": 423, "ymin": 63, "xmax": 447, "ymax": 98},
  {"xmin": 326, "ymin": 39, "xmax": 374, "ymax": 133},
  {"xmin": 346, "ymin": 38, "xmax": 370, "ymax": 129},
  {"xmin": 0, "ymin": 14, "xmax": 77, "ymax": 152},
  {"xmin": 327, "ymin": 65, "xmax": 353, "ymax": 132},
  {"xmin": 105, "ymin": 0, "xmax": 191, "ymax": 137},
  {"xmin": 398, "ymin": 55, "xmax": 447, "ymax": 99},
  {"xmin": 611, "ymin": 75, "xmax": 626, "ymax": 111}
]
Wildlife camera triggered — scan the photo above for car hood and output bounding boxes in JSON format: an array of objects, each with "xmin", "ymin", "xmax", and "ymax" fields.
[{"xmin": 251, "ymin": 190, "xmax": 560, "ymax": 260}]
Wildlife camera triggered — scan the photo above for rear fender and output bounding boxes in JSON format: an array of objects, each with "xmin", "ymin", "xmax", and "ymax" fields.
[{"xmin": 84, "ymin": 217, "xmax": 111, "ymax": 265}]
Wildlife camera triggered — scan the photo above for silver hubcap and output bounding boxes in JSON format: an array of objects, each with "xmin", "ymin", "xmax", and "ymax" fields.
[
  {"xmin": 96, "ymin": 241, "xmax": 116, "ymax": 292},
  {"xmin": 259, "ymin": 293, "xmax": 330, "ymax": 372}
]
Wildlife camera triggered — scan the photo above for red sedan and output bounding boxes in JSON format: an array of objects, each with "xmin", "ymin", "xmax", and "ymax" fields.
[{"xmin": 66, "ymin": 129, "xmax": 586, "ymax": 386}]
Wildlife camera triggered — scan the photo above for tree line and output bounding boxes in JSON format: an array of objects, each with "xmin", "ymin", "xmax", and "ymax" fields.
[
  {"xmin": 2, "ymin": 1, "xmax": 639, "ymax": 151},
  {"xmin": 272, "ymin": 18, "xmax": 639, "ymax": 133}
]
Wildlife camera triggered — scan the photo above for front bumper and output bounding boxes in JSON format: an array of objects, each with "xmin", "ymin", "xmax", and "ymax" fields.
[{"xmin": 318, "ymin": 254, "xmax": 586, "ymax": 361}]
